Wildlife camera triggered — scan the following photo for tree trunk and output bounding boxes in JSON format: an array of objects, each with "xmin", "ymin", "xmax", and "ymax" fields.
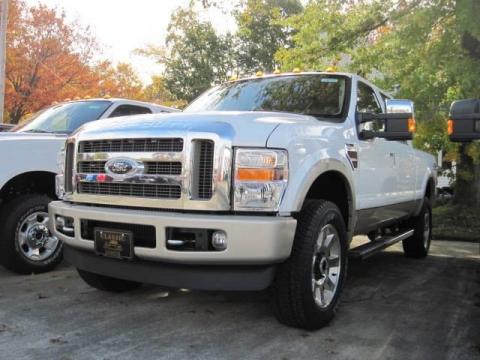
[
  {"xmin": 9, "ymin": 106, "xmax": 24, "ymax": 124},
  {"xmin": 453, "ymin": 144, "xmax": 480, "ymax": 207}
]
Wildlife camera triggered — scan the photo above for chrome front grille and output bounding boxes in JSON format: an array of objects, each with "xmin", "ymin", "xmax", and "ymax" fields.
[
  {"xmin": 78, "ymin": 182, "xmax": 181, "ymax": 199},
  {"xmin": 67, "ymin": 134, "xmax": 232, "ymax": 211},
  {"xmin": 79, "ymin": 138, "xmax": 183, "ymax": 153}
]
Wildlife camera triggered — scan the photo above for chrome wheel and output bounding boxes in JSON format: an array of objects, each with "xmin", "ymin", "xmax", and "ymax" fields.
[
  {"xmin": 311, "ymin": 224, "xmax": 341, "ymax": 308},
  {"xmin": 16, "ymin": 211, "xmax": 59, "ymax": 262},
  {"xmin": 423, "ymin": 211, "xmax": 430, "ymax": 248}
]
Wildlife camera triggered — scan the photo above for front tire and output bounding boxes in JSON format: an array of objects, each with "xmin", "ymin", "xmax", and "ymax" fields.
[
  {"xmin": 77, "ymin": 269, "xmax": 142, "ymax": 292},
  {"xmin": 403, "ymin": 197, "xmax": 432, "ymax": 258},
  {"xmin": 272, "ymin": 200, "xmax": 348, "ymax": 330},
  {"xmin": 0, "ymin": 194, "xmax": 63, "ymax": 274}
]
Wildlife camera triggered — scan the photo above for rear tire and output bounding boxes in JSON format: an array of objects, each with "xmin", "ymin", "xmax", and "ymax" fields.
[
  {"xmin": 0, "ymin": 194, "xmax": 63, "ymax": 274},
  {"xmin": 77, "ymin": 269, "xmax": 142, "ymax": 292},
  {"xmin": 272, "ymin": 200, "xmax": 348, "ymax": 330},
  {"xmin": 403, "ymin": 197, "xmax": 432, "ymax": 258}
]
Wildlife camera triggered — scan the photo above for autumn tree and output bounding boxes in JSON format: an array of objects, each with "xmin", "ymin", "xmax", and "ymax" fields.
[
  {"xmin": 5, "ymin": 0, "xmax": 100, "ymax": 123},
  {"xmin": 94, "ymin": 62, "xmax": 144, "ymax": 99},
  {"xmin": 143, "ymin": 75, "xmax": 187, "ymax": 109}
]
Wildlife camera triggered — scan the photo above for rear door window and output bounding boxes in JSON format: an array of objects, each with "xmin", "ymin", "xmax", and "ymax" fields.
[{"xmin": 109, "ymin": 105, "xmax": 152, "ymax": 118}]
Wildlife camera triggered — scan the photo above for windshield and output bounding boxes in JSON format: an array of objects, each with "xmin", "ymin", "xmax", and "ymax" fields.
[
  {"xmin": 185, "ymin": 74, "xmax": 348, "ymax": 118},
  {"xmin": 14, "ymin": 100, "xmax": 112, "ymax": 134}
]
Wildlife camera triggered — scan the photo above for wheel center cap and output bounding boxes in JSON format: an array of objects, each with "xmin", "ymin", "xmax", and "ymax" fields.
[{"xmin": 27, "ymin": 225, "xmax": 48, "ymax": 247}]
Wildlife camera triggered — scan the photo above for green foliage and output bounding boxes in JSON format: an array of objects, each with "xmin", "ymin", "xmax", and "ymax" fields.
[
  {"xmin": 432, "ymin": 204, "xmax": 480, "ymax": 241},
  {"xmin": 234, "ymin": 0, "xmax": 303, "ymax": 72},
  {"xmin": 277, "ymin": 0, "xmax": 480, "ymax": 204},
  {"xmin": 137, "ymin": 5, "xmax": 235, "ymax": 101}
]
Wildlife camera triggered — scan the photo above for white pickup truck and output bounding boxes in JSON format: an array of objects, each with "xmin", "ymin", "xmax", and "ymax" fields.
[
  {"xmin": 49, "ymin": 72, "xmax": 436, "ymax": 329},
  {"xmin": 0, "ymin": 98, "xmax": 177, "ymax": 274}
]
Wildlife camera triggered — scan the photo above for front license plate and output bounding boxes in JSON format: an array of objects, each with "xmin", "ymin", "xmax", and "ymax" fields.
[{"xmin": 94, "ymin": 228, "xmax": 134, "ymax": 260}]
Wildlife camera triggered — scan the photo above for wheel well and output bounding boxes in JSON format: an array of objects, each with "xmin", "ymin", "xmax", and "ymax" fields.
[
  {"xmin": 0, "ymin": 171, "xmax": 56, "ymax": 204},
  {"xmin": 303, "ymin": 171, "xmax": 352, "ymax": 231}
]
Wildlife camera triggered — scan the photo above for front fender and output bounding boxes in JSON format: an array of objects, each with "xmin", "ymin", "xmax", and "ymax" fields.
[{"xmin": 280, "ymin": 158, "xmax": 356, "ymax": 214}]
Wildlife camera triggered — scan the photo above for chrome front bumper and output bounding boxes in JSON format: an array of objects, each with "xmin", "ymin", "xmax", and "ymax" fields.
[{"xmin": 48, "ymin": 201, "xmax": 297, "ymax": 265}]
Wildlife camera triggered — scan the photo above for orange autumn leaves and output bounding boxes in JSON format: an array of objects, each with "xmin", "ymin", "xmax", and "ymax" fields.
[{"xmin": 5, "ymin": 1, "xmax": 147, "ymax": 124}]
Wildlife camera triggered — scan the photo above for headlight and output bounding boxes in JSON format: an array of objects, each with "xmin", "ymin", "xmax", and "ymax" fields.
[{"xmin": 233, "ymin": 149, "xmax": 288, "ymax": 211}]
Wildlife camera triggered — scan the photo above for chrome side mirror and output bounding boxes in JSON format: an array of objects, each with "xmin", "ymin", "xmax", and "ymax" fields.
[
  {"xmin": 383, "ymin": 99, "xmax": 415, "ymax": 140},
  {"xmin": 357, "ymin": 99, "xmax": 416, "ymax": 141}
]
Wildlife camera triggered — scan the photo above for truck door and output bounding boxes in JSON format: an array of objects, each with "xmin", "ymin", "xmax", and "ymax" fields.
[
  {"xmin": 354, "ymin": 82, "xmax": 398, "ymax": 222},
  {"xmin": 376, "ymin": 90, "xmax": 417, "ymax": 206}
]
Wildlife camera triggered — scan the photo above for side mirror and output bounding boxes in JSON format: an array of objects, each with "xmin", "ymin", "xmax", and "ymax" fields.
[
  {"xmin": 357, "ymin": 99, "xmax": 416, "ymax": 141},
  {"xmin": 448, "ymin": 99, "xmax": 480, "ymax": 142}
]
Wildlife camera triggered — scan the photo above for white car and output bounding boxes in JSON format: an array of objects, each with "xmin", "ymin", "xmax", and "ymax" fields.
[
  {"xmin": 0, "ymin": 98, "xmax": 178, "ymax": 274},
  {"xmin": 50, "ymin": 73, "xmax": 436, "ymax": 329}
]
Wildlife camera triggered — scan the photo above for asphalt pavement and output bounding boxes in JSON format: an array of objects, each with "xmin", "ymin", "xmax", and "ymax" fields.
[{"xmin": 0, "ymin": 239, "xmax": 478, "ymax": 360}]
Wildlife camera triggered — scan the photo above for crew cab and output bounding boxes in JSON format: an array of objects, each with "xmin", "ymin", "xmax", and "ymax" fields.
[
  {"xmin": 49, "ymin": 73, "xmax": 436, "ymax": 329},
  {"xmin": 0, "ymin": 98, "xmax": 177, "ymax": 274}
]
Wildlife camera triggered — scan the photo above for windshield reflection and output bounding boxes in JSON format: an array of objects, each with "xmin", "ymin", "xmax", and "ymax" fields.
[
  {"xmin": 13, "ymin": 100, "xmax": 112, "ymax": 134},
  {"xmin": 185, "ymin": 74, "xmax": 348, "ymax": 118}
]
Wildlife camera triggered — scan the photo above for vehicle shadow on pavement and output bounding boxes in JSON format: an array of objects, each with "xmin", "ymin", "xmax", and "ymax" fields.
[{"xmin": 0, "ymin": 243, "xmax": 478, "ymax": 360}]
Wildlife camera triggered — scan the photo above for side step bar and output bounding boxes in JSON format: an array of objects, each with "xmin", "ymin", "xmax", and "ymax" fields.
[{"xmin": 348, "ymin": 229, "xmax": 414, "ymax": 260}]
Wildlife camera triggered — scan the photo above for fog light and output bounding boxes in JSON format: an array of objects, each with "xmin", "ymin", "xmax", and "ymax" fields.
[
  {"xmin": 211, "ymin": 231, "xmax": 227, "ymax": 250},
  {"xmin": 56, "ymin": 216, "xmax": 65, "ymax": 229},
  {"xmin": 55, "ymin": 215, "xmax": 74, "ymax": 236}
]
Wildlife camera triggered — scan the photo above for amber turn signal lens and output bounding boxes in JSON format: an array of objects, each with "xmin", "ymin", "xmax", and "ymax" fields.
[
  {"xmin": 447, "ymin": 119, "xmax": 454, "ymax": 135},
  {"xmin": 408, "ymin": 118, "xmax": 416, "ymax": 133},
  {"xmin": 236, "ymin": 168, "xmax": 282, "ymax": 181}
]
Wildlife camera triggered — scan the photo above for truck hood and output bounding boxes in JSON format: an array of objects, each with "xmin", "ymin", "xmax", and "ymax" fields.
[{"xmin": 76, "ymin": 111, "xmax": 317, "ymax": 147}]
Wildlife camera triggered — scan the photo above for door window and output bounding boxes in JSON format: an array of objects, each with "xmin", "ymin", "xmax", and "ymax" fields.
[
  {"xmin": 357, "ymin": 82, "xmax": 384, "ymax": 132},
  {"xmin": 357, "ymin": 82, "xmax": 382, "ymax": 113}
]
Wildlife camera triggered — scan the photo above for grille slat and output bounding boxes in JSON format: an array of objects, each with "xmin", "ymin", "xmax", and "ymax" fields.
[
  {"xmin": 78, "ymin": 161, "xmax": 182, "ymax": 175},
  {"xmin": 78, "ymin": 183, "xmax": 181, "ymax": 199},
  {"xmin": 79, "ymin": 138, "xmax": 183, "ymax": 153}
]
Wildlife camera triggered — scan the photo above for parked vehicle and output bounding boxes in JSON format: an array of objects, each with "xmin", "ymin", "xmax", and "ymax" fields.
[
  {"xmin": 49, "ymin": 72, "xmax": 436, "ymax": 329},
  {"xmin": 0, "ymin": 98, "xmax": 178, "ymax": 274}
]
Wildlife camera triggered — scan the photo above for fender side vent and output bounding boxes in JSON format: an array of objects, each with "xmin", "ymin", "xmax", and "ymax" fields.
[
  {"xmin": 191, "ymin": 140, "xmax": 214, "ymax": 200},
  {"xmin": 64, "ymin": 142, "xmax": 75, "ymax": 193}
]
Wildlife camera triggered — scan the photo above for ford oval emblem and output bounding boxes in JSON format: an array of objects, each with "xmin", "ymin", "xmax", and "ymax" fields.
[{"xmin": 105, "ymin": 158, "xmax": 143, "ymax": 179}]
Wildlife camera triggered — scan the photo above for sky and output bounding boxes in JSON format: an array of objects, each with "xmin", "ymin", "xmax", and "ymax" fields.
[{"xmin": 24, "ymin": 0, "xmax": 237, "ymax": 84}]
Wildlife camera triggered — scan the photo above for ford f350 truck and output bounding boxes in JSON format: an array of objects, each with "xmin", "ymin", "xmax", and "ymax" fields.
[
  {"xmin": 49, "ymin": 72, "xmax": 436, "ymax": 329},
  {"xmin": 0, "ymin": 99, "xmax": 177, "ymax": 274}
]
